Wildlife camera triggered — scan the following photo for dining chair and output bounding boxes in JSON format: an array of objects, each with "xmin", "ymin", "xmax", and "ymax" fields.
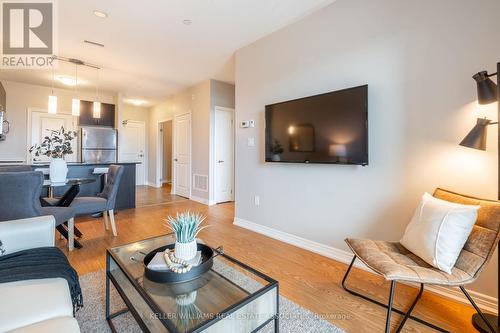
[
  {"xmin": 0, "ymin": 171, "xmax": 76, "ymax": 251},
  {"xmin": 342, "ymin": 188, "xmax": 499, "ymax": 333},
  {"xmin": 45, "ymin": 165, "xmax": 124, "ymax": 236}
]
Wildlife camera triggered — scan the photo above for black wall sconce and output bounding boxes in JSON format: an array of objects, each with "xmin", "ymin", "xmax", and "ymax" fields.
[{"xmin": 460, "ymin": 64, "xmax": 499, "ymax": 333}]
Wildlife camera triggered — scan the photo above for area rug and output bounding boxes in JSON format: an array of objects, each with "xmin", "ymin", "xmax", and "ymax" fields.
[{"xmin": 76, "ymin": 270, "xmax": 344, "ymax": 333}]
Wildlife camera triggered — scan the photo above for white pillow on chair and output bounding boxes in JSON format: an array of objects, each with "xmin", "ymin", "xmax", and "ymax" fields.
[{"xmin": 400, "ymin": 193, "xmax": 479, "ymax": 274}]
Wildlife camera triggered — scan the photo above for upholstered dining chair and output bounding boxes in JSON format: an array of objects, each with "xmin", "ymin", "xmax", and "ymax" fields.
[
  {"xmin": 342, "ymin": 188, "xmax": 499, "ymax": 333},
  {"xmin": 0, "ymin": 171, "xmax": 76, "ymax": 250},
  {"xmin": 44, "ymin": 165, "xmax": 124, "ymax": 236}
]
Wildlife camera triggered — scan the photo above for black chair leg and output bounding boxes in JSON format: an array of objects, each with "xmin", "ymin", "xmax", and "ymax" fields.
[
  {"xmin": 342, "ymin": 255, "xmax": 449, "ymax": 333},
  {"xmin": 459, "ymin": 286, "xmax": 497, "ymax": 333},
  {"xmin": 385, "ymin": 281, "xmax": 396, "ymax": 333},
  {"xmin": 395, "ymin": 283, "xmax": 424, "ymax": 333}
]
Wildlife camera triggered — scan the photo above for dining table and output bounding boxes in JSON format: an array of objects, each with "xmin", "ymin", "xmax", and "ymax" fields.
[{"xmin": 41, "ymin": 177, "xmax": 97, "ymax": 249}]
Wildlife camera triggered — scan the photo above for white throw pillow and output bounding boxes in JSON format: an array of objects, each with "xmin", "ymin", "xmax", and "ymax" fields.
[{"xmin": 400, "ymin": 193, "xmax": 479, "ymax": 274}]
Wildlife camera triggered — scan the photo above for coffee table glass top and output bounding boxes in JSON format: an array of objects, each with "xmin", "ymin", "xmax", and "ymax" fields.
[{"xmin": 107, "ymin": 234, "xmax": 278, "ymax": 333}]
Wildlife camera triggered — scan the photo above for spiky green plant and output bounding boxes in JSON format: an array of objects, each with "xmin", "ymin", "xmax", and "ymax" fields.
[{"xmin": 166, "ymin": 211, "xmax": 209, "ymax": 243}]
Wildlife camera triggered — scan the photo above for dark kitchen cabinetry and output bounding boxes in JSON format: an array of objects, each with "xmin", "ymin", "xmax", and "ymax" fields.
[{"xmin": 78, "ymin": 100, "xmax": 115, "ymax": 127}]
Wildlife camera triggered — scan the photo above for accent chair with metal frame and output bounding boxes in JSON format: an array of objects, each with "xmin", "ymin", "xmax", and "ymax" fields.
[{"xmin": 342, "ymin": 188, "xmax": 500, "ymax": 333}]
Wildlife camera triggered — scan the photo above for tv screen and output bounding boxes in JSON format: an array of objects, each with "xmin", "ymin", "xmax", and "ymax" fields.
[{"xmin": 265, "ymin": 85, "xmax": 368, "ymax": 165}]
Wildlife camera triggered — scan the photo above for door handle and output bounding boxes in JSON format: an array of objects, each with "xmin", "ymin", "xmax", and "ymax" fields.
[
  {"xmin": 217, "ymin": 160, "xmax": 224, "ymax": 163},
  {"xmin": 139, "ymin": 154, "xmax": 144, "ymax": 158}
]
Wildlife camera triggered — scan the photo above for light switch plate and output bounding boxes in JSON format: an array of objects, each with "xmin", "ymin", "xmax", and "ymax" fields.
[{"xmin": 247, "ymin": 137, "xmax": 255, "ymax": 147}]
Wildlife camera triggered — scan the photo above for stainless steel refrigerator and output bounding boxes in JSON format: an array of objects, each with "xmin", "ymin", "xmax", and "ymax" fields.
[{"xmin": 80, "ymin": 127, "xmax": 117, "ymax": 163}]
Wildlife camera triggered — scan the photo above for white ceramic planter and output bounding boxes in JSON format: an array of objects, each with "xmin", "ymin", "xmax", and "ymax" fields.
[
  {"xmin": 174, "ymin": 240, "xmax": 197, "ymax": 261},
  {"xmin": 49, "ymin": 158, "xmax": 68, "ymax": 183}
]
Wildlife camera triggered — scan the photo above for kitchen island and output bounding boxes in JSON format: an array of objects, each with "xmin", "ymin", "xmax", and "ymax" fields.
[{"xmin": 1, "ymin": 162, "xmax": 138, "ymax": 210}]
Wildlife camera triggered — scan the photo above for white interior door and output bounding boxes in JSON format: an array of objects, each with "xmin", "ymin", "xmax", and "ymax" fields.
[
  {"xmin": 173, "ymin": 113, "xmax": 191, "ymax": 198},
  {"xmin": 119, "ymin": 121, "xmax": 146, "ymax": 185},
  {"xmin": 214, "ymin": 107, "xmax": 234, "ymax": 203},
  {"xmin": 29, "ymin": 111, "xmax": 78, "ymax": 163}
]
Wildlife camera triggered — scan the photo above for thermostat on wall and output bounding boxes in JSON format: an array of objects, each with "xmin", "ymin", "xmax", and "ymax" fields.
[{"xmin": 240, "ymin": 120, "xmax": 255, "ymax": 128}]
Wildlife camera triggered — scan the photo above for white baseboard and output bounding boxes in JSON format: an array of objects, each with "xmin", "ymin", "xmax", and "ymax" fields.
[
  {"xmin": 146, "ymin": 181, "xmax": 160, "ymax": 188},
  {"xmin": 233, "ymin": 217, "xmax": 498, "ymax": 313},
  {"xmin": 190, "ymin": 195, "xmax": 216, "ymax": 206},
  {"xmin": 234, "ymin": 217, "xmax": 354, "ymax": 263}
]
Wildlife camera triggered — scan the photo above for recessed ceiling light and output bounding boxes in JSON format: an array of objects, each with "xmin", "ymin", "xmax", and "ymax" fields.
[
  {"xmin": 55, "ymin": 75, "xmax": 77, "ymax": 86},
  {"xmin": 124, "ymin": 98, "xmax": 147, "ymax": 106},
  {"xmin": 93, "ymin": 10, "xmax": 108, "ymax": 18},
  {"xmin": 182, "ymin": 19, "xmax": 192, "ymax": 25}
]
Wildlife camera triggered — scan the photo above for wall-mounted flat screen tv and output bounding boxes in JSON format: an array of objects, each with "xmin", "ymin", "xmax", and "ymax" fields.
[{"xmin": 265, "ymin": 85, "xmax": 368, "ymax": 165}]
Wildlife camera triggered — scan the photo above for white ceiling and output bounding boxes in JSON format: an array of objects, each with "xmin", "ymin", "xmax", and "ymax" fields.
[{"xmin": 0, "ymin": 0, "xmax": 334, "ymax": 106}]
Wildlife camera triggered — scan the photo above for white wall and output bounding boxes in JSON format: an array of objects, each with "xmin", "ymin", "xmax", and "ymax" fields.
[
  {"xmin": 148, "ymin": 82, "xmax": 210, "ymax": 193},
  {"xmin": 235, "ymin": 0, "xmax": 499, "ymax": 297},
  {"xmin": 0, "ymin": 80, "xmax": 115, "ymax": 162},
  {"xmin": 148, "ymin": 80, "xmax": 235, "ymax": 204}
]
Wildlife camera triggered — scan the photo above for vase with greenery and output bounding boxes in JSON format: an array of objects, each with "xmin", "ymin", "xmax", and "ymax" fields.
[
  {"xmin": 29, "ymin": 126, "xmax": 77, "ymax": 183},
  {"xmin": 270, "ymin": 139, "xmax": 284, "ymax": 161},
  {"xmin": 166, "ymin": 211, "xmax": 209, "ymax": 261}
]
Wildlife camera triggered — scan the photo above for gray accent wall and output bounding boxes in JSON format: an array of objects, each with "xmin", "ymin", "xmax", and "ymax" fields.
[{"xmin": 234, "ymin": 0, "xmax": 500, "ymax": 297}]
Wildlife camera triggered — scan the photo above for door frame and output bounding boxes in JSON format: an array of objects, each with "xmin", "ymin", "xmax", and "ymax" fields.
[
  {"xmin": 26, "ymin": 108, "xmax": 78, "ymax": 164},
  {"xmin": 156, "ymin": 117, "xmax": 174, "ymax": 189},
  {"xmin": 211, "ymin": 106, "xmax": 235, "ymax": 204},
  {"xmin": 171, "ymin": 112, "xmax": 192, "ymax": 197},
  {"xmin": 119, "ymin": 119, "xmax": 147, "ymax": 186}
]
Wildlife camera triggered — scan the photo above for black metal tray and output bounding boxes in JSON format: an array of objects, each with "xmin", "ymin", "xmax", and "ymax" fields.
[
  {"xmin": 143, "ymin": 243, "xmax": 223, "ymax": 283},
  {"xmin": 143, "ymin": 272, "xmax": 213, "ymax": 296}
]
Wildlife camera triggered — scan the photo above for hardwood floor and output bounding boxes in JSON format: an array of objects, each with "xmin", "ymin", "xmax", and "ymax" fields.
[
  {"xmin": 58, "ymin": 187, "xmax": 481, "ymax": 332},
  {"xmin": 135, "ymin": 183, "xmax": 187, "ymax": 207}
]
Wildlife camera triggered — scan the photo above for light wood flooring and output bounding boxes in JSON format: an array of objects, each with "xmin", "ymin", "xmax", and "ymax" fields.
[
  {"xmin": 136, "ymin": 183, "xmax": 187, "ymax": 207},
  {"xmin": 57, "ymin": 187, "xmax": 484, "ymax": 332}
]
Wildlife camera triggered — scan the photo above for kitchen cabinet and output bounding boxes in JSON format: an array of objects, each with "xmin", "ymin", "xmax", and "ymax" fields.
[{"xmin": 78, "ymin": 100, "xmax": 115, "ymax": 127}]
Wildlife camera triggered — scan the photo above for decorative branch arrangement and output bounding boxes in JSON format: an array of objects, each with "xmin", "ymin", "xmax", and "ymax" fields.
[{"xmin": 29, "ymin": 126, "xmax": 77, "ymax": 159}]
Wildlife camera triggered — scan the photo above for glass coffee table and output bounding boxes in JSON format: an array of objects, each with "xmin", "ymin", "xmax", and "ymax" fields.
[{"xmin": 106, "ymin": 234, "xmax": 279, "ymax": 333}]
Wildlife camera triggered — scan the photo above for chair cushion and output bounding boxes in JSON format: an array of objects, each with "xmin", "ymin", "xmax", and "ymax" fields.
[
  {"xmin": 38, "ymin": 207, "xmax": 75, "ymax": 226},
  {"xmin": 69, "ymin": 197, "xmax": 107, "ymax": 215},
  {"xmin": 345, "ymin": 238, "xmax": 474, "ymax": 285},
  {"xmin": 7, "ymin": 317, "xmax": 80, "ymax": 333},
  {"xmin": 0, "ymin": 278, "xmax": 74, "ymax": 333}
]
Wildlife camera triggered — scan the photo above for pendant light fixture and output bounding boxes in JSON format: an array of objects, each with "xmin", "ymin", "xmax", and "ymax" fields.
[
  {"xmin": 48, "ymin": 63, "xmax": 57, "ymax": 114},
  {"xmin": 93, "ymin": 67, "xmax": 101, "ymax": 118},
  {"xmin": 71, "ymin": 64, "xmax": 80, "ymax": 116}
]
